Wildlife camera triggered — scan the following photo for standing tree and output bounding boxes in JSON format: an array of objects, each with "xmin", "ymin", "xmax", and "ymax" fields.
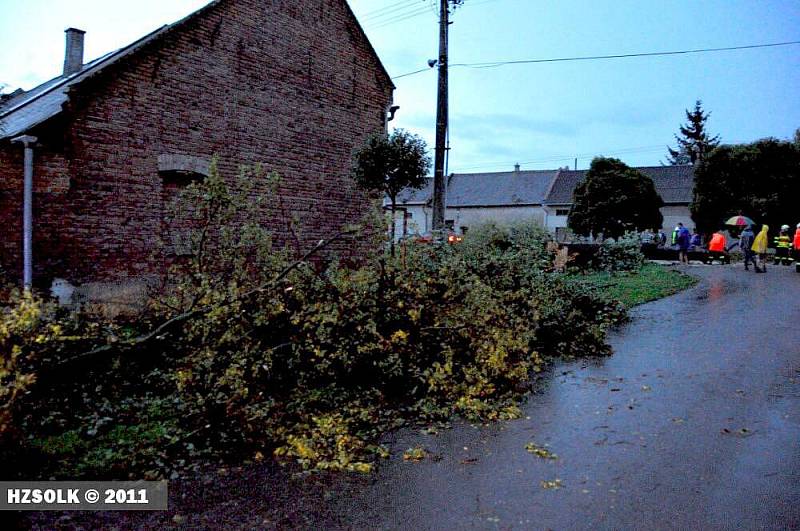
[
  {"xmin": 351, "ymin": 129, "xmax": 431, "ymax": 255},
  {"xmin": 793, "ymin": 127, "xmax": 800, "ymax": 147},
  {"xmin": 691, "ymin": 138, "xmax": 800, "ymax": 235},
  {"xmin": 666, "ymin": 100, "xmax": 721, "ymax": 165},
  {"xmin": 569, "ymin": 157, "xmax": 664, "ymax": 238}
]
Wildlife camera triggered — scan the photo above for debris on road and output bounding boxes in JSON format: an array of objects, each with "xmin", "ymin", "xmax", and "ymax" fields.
[{"xmin": 525, "ymin": 442, "xmax": 558, "ymax": 459}]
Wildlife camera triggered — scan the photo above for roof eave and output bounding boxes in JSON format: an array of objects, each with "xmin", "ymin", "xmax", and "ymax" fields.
[{"xmin": 342, "ymin": 2, "xmax": 395, "ymax": 90}]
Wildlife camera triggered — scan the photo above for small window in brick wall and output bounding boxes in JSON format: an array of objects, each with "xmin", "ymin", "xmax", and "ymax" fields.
[
  {"xmin": 158, "ymin": 154, "xmax": 211, "ymax": 257},
  {"xmin": 161, "ymin": 172, "xmax": 205, "ymax": 257}
]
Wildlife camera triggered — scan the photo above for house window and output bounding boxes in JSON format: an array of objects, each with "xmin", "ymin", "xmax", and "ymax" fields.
[
  {"xmin": 460, "ymin": 226, "xmax": 469, "ymax": 235},
  {"xmin": 160, "ymin": 161, "xmax": 208, "ymax": 257},
  {"xmin": 445, "ymin": 219, "xmax": 455, "ymax": 230},
  {"xmin": 555, "ymin": 208, "xmax": 570, "ymax": 217},
  {"xmin": 405, "ymin": 211, "xmax": 413, "ymax": 219}
]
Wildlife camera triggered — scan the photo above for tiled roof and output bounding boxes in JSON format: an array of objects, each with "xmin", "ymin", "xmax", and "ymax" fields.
[
  {"xmin": 0, "ymin": 19, "xmax": 178, "ymax": 140},
  {"xmin": 398, "ymin": 170, "xmax": 560, "ymax": 207},
  {"xmin": 544, "ymin": 165, "xmax": 695, "ymax": 205},
  {"xmin": 543, "ymin": 170, "xmax": 587, "ymax": 205}
]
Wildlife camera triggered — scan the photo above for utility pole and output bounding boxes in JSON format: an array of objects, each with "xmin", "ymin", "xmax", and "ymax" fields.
[{"xmin": 432, "ymin": 0, "xmax": 459, "ymax": 232}]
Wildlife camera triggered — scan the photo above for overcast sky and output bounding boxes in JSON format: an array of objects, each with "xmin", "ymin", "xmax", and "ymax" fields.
[{"xmin": 1, "ymin": 0, "xmax": 798, "ymax": 172}]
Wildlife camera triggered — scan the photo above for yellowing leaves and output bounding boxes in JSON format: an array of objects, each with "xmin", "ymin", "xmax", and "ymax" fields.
[
  {"xmin": 403, "ymin": 446, "xmax": 427, "ymax": 461},
  {"xmin": 391, "ymin": 330, "xmax": 409, "ymax": 344},
  {"xmin": 525, "ymin": 442, "xmax": 558, "ymax": 460}
]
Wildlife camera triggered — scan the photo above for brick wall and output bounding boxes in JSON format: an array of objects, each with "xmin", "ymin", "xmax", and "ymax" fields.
[
  {"xmin": 0, "ymin": 0, "xmax": 393, "ymax": 286},
  {"xmin": 0, "ymin": 119, "xmax": 74, "ymax": 283}
]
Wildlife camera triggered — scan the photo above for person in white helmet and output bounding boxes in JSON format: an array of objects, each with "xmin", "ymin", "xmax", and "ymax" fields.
[{"xmin": 774, "ymin": 224, "xmax": 794, "ymax": 266}]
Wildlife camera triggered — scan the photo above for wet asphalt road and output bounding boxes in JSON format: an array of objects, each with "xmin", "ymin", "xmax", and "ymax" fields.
[
  {"xmin": 328, "ymin": 264, "xmax": 800, "ymax": 530},
  {"xmin": 29, "ymin": 265, "xmax": 800, "ymax": 530}
]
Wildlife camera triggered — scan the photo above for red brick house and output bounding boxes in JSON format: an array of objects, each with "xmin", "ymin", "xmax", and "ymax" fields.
[{"xmin": 0, "ymin": 0, "xmax": 394, "ymax": 290}]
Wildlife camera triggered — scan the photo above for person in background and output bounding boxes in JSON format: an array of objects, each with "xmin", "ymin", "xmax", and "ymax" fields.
[
  {"xmin": 739, "ymin": 225, "xmax": 756, "ymax": 271},
  {"xmin": 672, "ymin": 224, "xmax": 681, "ymax": 247},
  {"xmin": 656, "ymin": 228, "xmax": 667, "ymax": 247},
  {"xmin": 794, "ymin": 223, "xmax": 800, "ymax": 273},
  {"xmin": 708, "ymin": 229, "xmax": 727, "ymax": 264},
  {"xmin": 676, "ymin": 223, "xmax": 691, "ymax": 264},
  {"xmin": 752, "ymin": 224, "xmax": 769, "ymax": 273},
  {"xmin": 773, "ymin": 225, "xmax": 794, "ymax": 266},
  {"xmin": 690, "ymin": 228, "xmax": 702, "ymax": 250},
  {"xmin": 640, "ymin": 228, "xmax": 655, "ymax": 256}
]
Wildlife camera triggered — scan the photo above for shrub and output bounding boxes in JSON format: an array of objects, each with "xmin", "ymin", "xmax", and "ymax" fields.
[{"xmin": 592, "ymin": 233, "xmax": 645, "ymax": 273}]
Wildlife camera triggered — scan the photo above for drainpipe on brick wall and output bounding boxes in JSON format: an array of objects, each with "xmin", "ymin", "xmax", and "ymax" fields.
[{"xmin": 12, "ymin": 135, "xmax": 37, "ymax": 290}]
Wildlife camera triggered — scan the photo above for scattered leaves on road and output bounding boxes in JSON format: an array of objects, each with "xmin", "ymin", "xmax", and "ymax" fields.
[
  {"xmin": 525, "ymin": 442, "xmax": 558, "ymax": 460},
  {"xmin": 403, "ymin": 446, "xmax": 428, "ymax": 461},
  {"xmin": 540, "ymin": 479, "xmax": 563, "ymax": 490}
]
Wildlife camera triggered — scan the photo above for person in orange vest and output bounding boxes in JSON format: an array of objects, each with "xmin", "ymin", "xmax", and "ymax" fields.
[
  {"xmin": 708, "ymin": 229, "xmax": 727, "ymax": 264},
  {"xmin": 794, "ymin": 223, "xmax": 800, "ymax": 272}
]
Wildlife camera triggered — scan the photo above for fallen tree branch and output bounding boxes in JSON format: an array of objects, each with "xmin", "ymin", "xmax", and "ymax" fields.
[{"xmin": 53, "ymin": 229, "xmax": 357, "ymax": 368}]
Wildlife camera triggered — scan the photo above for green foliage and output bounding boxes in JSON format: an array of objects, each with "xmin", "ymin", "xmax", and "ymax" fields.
[
  {"xmin": 0, "ymin": 293, "xmax": 71, "ymax": 442},
  {"xmin": 593, "ymin": 233, "xmax": 646, "ymax": 273},
  {"xmin": 568, "ymin": 157, "xmax": 664, "ymax": 238},
  {"xmin": 1, "ymin": 172, "xmax": 627, "ymax": 479},
  {"xmin": 691, "ymin": 138, "xmax": 800, "ymax": 236},
  {"xmin": 351, "ymin": 129, "xmax": 431, "ymax": 204},
  {"xmin": 351, "ymin": 129, "xmax": 431, "ymax": 256},
  {"xmin": 666, "ymin": 100, "xmax": 720, "ymax": 165},
  {"xmin": 574, "ymin": 264, "xmax": 698, "ymax": 308}
]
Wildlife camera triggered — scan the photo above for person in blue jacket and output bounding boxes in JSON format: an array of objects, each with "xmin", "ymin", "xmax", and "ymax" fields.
[
  {"xmin": 676, "ymin": 223, "xmax": 691, "ymax": 264},
  {"xmin": 689, "ymin": 228, "xmax": 702, "ymax": 250}
]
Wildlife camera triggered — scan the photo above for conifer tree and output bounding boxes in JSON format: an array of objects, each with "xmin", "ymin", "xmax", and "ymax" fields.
[{"xmin": 666, "ymin": 100, "xmax": 720, "ymax": 165}]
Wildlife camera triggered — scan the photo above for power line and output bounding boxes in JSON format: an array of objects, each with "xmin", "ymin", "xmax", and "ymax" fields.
[
  {"xmin": 455, "ymin": 40, "xmax": 800, "ymax": 68},
  {"xmin": 366, "ymin": 6, "xmax": 434, "ymax": 30},
  {"xmin": 361, "ymin": 5, "xmax": 426, "ymax": 25},
  {"xmin": 392, "ymin": 67, "xmax": 432, "ymax": 79},
  {"xmin": 359, "ymin": 1, "xmax": 421, "ymax": 21},
  {"xmin": 391, "ymin": 39, "xmax": 800, "ymax": 79},
  {"xmin": 452, "ymin": 145, "xmax": 670, "ymax": 171}
]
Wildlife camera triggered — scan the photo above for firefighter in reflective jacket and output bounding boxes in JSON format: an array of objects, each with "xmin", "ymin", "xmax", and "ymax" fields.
[
  {"xmin": 774, "ymin": 225, "xmax": 794, "ymax": 266},
  {"xmin": 794, "ymin": 223, "xmax": 800, "ymax": 272}
]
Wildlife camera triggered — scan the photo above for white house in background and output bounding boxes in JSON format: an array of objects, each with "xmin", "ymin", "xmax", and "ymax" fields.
[
  {"xmin": 391, "ymin": 167, "xmax": 559, "ymax": 240},
  {"xmin": 542, "ymin": 165, "xmax": 696, "ymax": 240},
  {"xmin": 390, "ymin": 164, "xmax": 696, "ymax": 241}
]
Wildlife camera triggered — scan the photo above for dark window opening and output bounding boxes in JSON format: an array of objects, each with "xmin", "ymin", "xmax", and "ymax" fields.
[{"xmin": 160, "ymin": 170, "xmax": 206, "ymax": 257}]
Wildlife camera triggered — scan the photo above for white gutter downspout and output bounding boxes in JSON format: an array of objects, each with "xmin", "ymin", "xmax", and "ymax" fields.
[{"xmin": 12, "ymin": 135, "xmax": 37, "ymax": 290}]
